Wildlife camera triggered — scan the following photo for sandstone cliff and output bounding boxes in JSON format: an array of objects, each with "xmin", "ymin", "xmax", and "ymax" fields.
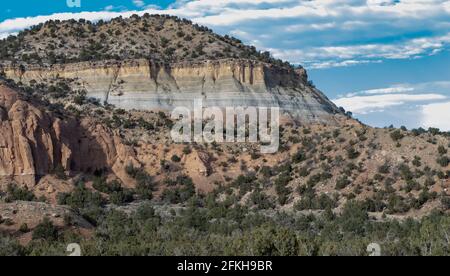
[
  {"xmin": 1, "ymin": 59, "xmax": 340, "ymax": 124},
  {"xmin": 0, "ymin": 83, "xmax": 138, "ymax": 187}
]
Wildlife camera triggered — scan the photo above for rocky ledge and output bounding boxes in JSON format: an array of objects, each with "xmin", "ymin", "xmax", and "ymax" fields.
[{"xmin": 1, "ymin": 59, "xmax": 341, "ymax": 124}]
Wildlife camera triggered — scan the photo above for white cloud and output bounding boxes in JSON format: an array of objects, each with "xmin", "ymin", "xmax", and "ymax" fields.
[
  {"xmin": 133, "ymin": 0, "xmax": 145, "ymax": 8},
  {"xmin": 302, "ymin": 59, "xmax": 382, "ymax": 69},
  {"xmin": 145, "ymin": 5, "xmax": 162, "ymax": 10},
  {"xmin": 421, "ymin": 101, "xmax": 450, "ymax": 131},
  {"xmin": 344, "ymin": 86, "xmax": 415, "ymax": 97},
  {"xmin": 333, "ymin": 81, "xmax": 450, "ymax": 129},
  {"xmin": 270, "ymin": 33, "xmax": 450, "ymax": 68},
  {"xmin": 361, "ymin": 87, "xmax": 415, "ymax": 95},
  {"xmin": 333, "ymin": 93, "xmax": 447, "ymax": 114}
]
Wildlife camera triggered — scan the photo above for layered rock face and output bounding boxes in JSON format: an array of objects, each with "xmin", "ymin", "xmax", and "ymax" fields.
[
  {"xmin": 0, "ymin": 84, "xmax": 138, "ymax": 187},
  {"xmin": 1, "ymin": 59, "xmax": 340, "ymax": 123}
]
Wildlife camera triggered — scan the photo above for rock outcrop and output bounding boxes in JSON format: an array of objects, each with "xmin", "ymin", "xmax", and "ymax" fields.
[
  {"xmin": 1, "ymin": 59, "xmax": 341, "ymax": 124},
  {"xmin": 0, "ymin": 201, "xmax": 94, "ymax": 233},
  {"xmin": 0, "ymin": 84, "xmax": 138, "ymax": 187}
]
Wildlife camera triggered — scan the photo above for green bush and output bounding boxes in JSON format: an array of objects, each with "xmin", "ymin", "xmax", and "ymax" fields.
[
  {"xmin": 52, "ymin": 164, "xmax": 67, "ymax": 180},
  {"xmin": 125, "ymin": 165, "xmax": 154, "ymax": 200},
  {"xmin": 412, "ymin": 156, "xmax": 422, "ymax": 167},
  {"xmin": 346, "ymin": 147, "xmax": 360, "ymax": 159},
  {"xmin": 110, "ymin": 190, "xmax": 134, "ymax": 205},
  {"xmin": 5, "ymin": 183, "xmax": 36, "ymax": 202},
  {"xmin": 339, "ymin": 201, "xmax": 369, "ymax": 235},
  {"xmin": 436, "ymin": 156, "xmax": 449, "ymax": 167},
  {"xmin": 438, "ymin": 145, "xmax": 447, "ymax": 155},
  {"xmin": 335, "ymin": 176, "xmax": 351, "ymax": 190},
  {"xmin": 57, "ymin": 183, "xmax": 104, "ymax": 209},
  {"xmin": 249, "ymin": 190, "xmax": 275, "ymax": 209},
  {"xmin": 390, "ymin": 130, "xmax": 404, "ymax": 141},
  {"xmin": 275, "ymin": 172, "xmax": 292, "ymax": 205},
  {"xmin": 32, "ymin": 218, "xmax": 58, "ymax": 241},
  {"xmin": 292, "ymin": 150, "xmax": 306, "ymax": 163},
  {"xmin": 171, "ymin": 154, "xmax": 181, "ymax": 163},
  {"xmin": 0, "ymin": 235, "xmax": 24, "ymax": 256},
  {"xmin": 162, "ymin": 175, "xmax": 196, "ymax": 204},
  {"xmin": 182, "ymin": 146, "xmax": 192, "ymax": 155},
  {"xmin": 441, "ymin": 196, "xmax": 450, "ymax": 210}
]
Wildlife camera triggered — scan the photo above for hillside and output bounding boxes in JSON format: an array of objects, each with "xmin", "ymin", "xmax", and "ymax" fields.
[
  {"xmin": 0, "ymin": 15, "xmax": 342, "ymax": 125},
  {"xmin": 0, "ymin": 14, "xmax": 292, "ymax": 67},
  {"xmin": 0, "ymin": 15, "xmax": 449, "ymax": 256},
  {"xmin": 0, "ymin": 76, "xmax": 449, "ymax": 217}
]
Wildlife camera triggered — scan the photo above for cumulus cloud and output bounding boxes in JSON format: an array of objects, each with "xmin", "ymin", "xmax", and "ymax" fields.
[
  {"xmin": 270, "ymin": 33, "xmax": 450, "ymax": 68},
  {"xmin": 421, "ymin": 101, "xmax": 450, "ymax": 131},
  {"xmin": 333, "ymin": 93, "xmax": 446, "ymax": 114},
  {"xmin": 132, "ymin": 0, "xmax": 145, "ymax": 8},
  {"xmin": 332, "ymin": 81, "xmax": 450, "ymax": 130}
]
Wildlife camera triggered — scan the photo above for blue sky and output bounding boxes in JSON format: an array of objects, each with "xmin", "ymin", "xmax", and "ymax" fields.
[{"xmin": 1, "ymin": 0, "xmax": 450, "ymax": 130}]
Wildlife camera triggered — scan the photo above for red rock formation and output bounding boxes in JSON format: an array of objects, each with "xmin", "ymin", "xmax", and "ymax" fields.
[{"xmin": 0, "ymin": 84, "xmax": 138, "ymax": 188}]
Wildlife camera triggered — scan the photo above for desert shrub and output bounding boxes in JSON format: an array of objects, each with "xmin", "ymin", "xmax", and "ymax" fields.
[
  {"xmin": 374, "ymin": 174, "xmax": 384, "ymax": 181},
  {"xmin": 386, "ymin": 194, "xmax": 410, "ymax": 214},
  {"xmin": 57, "ymin": 183, "xmax": 104, "ymax": 209},
  {"xmin": 346, "ymin": 147, "xmax": 360, "ymax": 159},
  {"xmin": 275, "ymin": 172, "xmax": 292, "ymax": 205},
  {"xmin": 362, "ymin": 198, "xmax": 386, "ymax": 212},
  {"xmin": 292, "ymin": 150, "xmax": 306, "ymax": 163},
  {"xmin": 110, "ymin": 190, "xmax": 134, "ymax": 205},
  {"xmin": 5, "ymin": 183, "xmax": 36, "ymax": 202},
  {"xmin": 73, "ymin": 94, "xmax": 86, "ymax": 105},
  {"xmin": 19, "ymin": 223, "xmax": 29, "ymax": 233},
  {"xmin": 134, "ymin": 203, "xmax": 158, "ymax": 221},
  {"xmin": 125, "ymin": 165, "xmax": 154, "ymax": 200},
  {"xmin": 137, "ymin": 118, "xmax": 154, "ymax": 130},
  {"xmin": 441, "ymin": 196, "xmax": 450, "ymax": 210},
  {"xmin": 249, "ymin": 190, "xmax": 275, "ymax": 210},
  {"xmin": 0, "ymin": 235, "xmax": 24, "ymax": 256},
  {"xmin": 182, "ymin": 146, "xmax": 192, "ymax": 155},
  {"xmin": 306, "ymin": 173, "xmax": 322, "ymax": 187},
  {"xmin": 171, "ymin": 155, "xmax": 181, "ymax": 163},
  {"xmin": 298, "ymin": 167, "xmax": 310, "ymax": 177},
  {"xmin": 93, "ymin": 178, "xmax": 121, "ymax": 194},
  {"xmin": 233, "ymin": 174, "xmax": 257, "ymax": 196},
  {"xmin": 251, "ymin": 152, "xmax": 261, "ymax": 160},
  {"xmin": 438, "ymin": 145, "xmax": 447, "ymax": 155},
  {"xmin": 390, "ymin": 130, "xmax": 404, "ymax": 141},
  {"xmin": 428, "ymin": 128, "xmax": 441, "ymax": 135},
  {"xmin": 335, "ymin": 176, "xmax": 351, "ymax": 190},
  {"xmin": 32, "ymin": 217, "xmax": 58, "ymax": 241},
  {"xmin": 259, "ymin": 166, "xmax": 273, "ymax": 178},
  {"xmin": 159, "ymin": 37, "xmax": 169, "ymax": 48},
  {"xmin": 412, "ymin": 156, "xmax": 422, "ymax": 167},
  {"xmin": 411, "ymin": 128, "xmax": 426, "ymax": 136},
  {"xmin": 398, "ymin": 164, "xmax": 414, "ymax": 181},
  {"xmin": 52, "ymin": 164, "xmax": 67, "ymax": 180},
  {"xmin": 436, "ymin": 156, "xmax": 449, "ymax": 167},
  {"xmin": 338, "ymin": 201, "xmax": 369, "ymax": 235},
  {"xmin": 404, "ymin": 179, "xmax": 420, "ymax": 192},
  {"xmin": 295, "ymin": 192, "xmax": 336, "ymax": 211},
  {"xmin": 162, "ymin": 176, "xmax": 196, "ymax": 204}
]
